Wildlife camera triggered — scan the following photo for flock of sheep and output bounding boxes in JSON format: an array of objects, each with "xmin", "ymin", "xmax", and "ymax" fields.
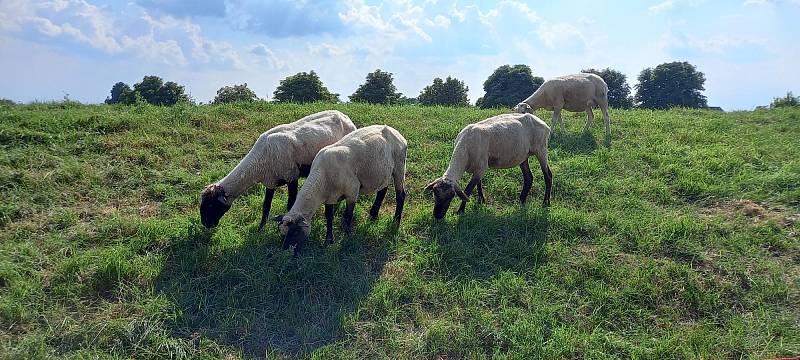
[{"xmin": 200, "ymin": 73, "xmax": 612, "ymax": 254}]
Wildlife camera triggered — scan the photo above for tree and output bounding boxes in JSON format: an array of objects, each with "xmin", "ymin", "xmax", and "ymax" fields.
[
  {"xmin": 154, "ymin": 81, "xmax": 190, "ymax": 105},
  {"xmin": 349, "ymin": 69, "xmax": 403, "ymax": 104},
  {"xmin": 634, "ymin": 61, "xmax": 707, "ymax": 109},
  {"xmin": 213, "ymin": 83, "xmax": 259, "ymax": 104},
  {"xmin": 581, "ymin": 68, "xmax": 633, "ymax": 108},
  {"xmin": 478, "ymin": 64, "xmax": 544, "ymax": 109},
  {"xmin": 133, "ymin": 76, "xmax": 164, "ymax": 104},
  {"xmin": 770, "ymin": 91, "xmax": 800, "ymax": 108},
  {"xmin": 418, "ymin": 76, "xmax": 470, "ymax": 106},
  {"xmin": 105, "ymin": 82, "xmax": 135, "ymax": 104},
  {"xmin": 273, "ymin": 71, "xmax": 339, "ymax": 103}
]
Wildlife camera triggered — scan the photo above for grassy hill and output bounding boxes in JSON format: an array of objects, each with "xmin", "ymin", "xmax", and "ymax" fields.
[{"xmin": 1, "ymin": 102, "xmax": 798, "ymax": 359}]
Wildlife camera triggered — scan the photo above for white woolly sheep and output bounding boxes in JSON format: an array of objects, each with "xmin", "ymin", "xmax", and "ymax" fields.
[
  {"xmin": 425, "ymin": 113, "xmax": 552, "ymax": 219},
  {"xmin": 514, "ymin": 73, "xmax": 611, "ymax": 140},
  {"xmin": 272, "ymin": 125, "xmax": 407, "ymax": 254},
  {"xmin": 200, "ymin": 110, "xmax": 357, "ymax": 230}
]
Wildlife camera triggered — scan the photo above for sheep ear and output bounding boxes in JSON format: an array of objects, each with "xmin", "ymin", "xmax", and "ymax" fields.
[{"xmin": 272, "ymin": 215, "xmax": 284, "ymax": 222}]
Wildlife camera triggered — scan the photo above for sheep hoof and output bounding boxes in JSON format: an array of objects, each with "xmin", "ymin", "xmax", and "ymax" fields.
[{"xmin": 324, "ymin": 236, "xmax": 334, "ymax": 246}]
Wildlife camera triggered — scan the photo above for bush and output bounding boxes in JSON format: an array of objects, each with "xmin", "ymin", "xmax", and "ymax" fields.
[
  {"xmin": 418, "ymin": 76, "xmax": 470, "ymax": 107},
  {"xmin": 212, "ymin": 83, "xmax": 260, "ymax": 104},
  {"xmin": 273, "ymin": 71, "xmax": 339, "ymax": 103},
  {"xmin": 349, "ymin": 69, "xmax": 403, "ymax": 105}
]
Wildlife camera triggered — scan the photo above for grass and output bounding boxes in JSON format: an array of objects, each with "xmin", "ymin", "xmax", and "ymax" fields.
[{"xmin": 0, "ymin": 101, "xmax": 798, "ymax": 359}]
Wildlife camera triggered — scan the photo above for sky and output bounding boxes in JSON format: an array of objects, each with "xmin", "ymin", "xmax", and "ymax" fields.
[{"xmin": 1, "ymin": 0, "xmax": 799, "ymax": 110}]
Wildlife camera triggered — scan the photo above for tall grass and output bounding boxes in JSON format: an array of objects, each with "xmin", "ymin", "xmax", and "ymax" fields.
[{"xmin": 0, "ymin": 102, "xmax": 798, "ymax": 359}]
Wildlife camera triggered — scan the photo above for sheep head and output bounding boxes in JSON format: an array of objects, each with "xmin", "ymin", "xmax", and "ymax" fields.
[
  {"xmin": 200, "ymin": 184, "xmax": 231, "ymax": 228},
  {"xmin": 514, "ymin": 102, "xmax": 533, "ymax": 114},
  {"xmin": 273, "ymin": 214, "xmax": 310, "ymax": 251},
  {"xmin": 424, "ymin": 177, "xmax": 468, "ymax": 220}
]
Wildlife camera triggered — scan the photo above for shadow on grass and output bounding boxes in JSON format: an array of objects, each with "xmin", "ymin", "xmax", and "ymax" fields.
[
  {"xmin": 156, "ymin": 219, "xmax": 392, "ymax": 356},
  {"xmin": 550, "ymin": 131, "xmax": 599, "ymax": 154},
  {"xmin": 421, "ymin": 204, "xmax": 550, "ymax": 280}
]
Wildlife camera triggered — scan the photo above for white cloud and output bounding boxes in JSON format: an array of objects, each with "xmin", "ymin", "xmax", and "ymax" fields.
[
  {"xmin": 249, "ymin": 43, "xmax": 285, "ymax": 69},
  {"xmin": 426, "ymin": 14, "xmax": 451, "ymax": 28},
  {"xmin": 649, "ymin": 0, "xmax": 675, "ymax": 14},
  {"xmin": 537, "ymin": 22, "xmax": 585, "ymax": 49},
  {"xmin": 0, "ymin": 0, "xmax": 242, "ymax": 69}
]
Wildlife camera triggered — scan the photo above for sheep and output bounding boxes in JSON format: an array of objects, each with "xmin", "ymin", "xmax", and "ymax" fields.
[
  {"xmin": 514, "ymin": 73, "xmax": 611, "ymax": 141},
  {"xmin": 200, "ymin": 110, "xmax": 356, "ymax": 230},
  {"xmin": 272, "ymin": 125, "xmax": 407, "ymax": 254},
  {"xmin": 424, "ymin": 113, "xmax": 552, "ymax": 219}
]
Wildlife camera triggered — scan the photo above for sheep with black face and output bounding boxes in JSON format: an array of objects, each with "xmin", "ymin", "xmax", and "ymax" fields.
[
  {"xmin": 273, "ymin": 125, "xmax": 407, "ymax": 254},
  {"xmin": 199, "ymin": 110, "xmax": 356, "ymax": 229},
  {"xmin": 426, "ymin": 112, "xmax": 552, "ymax": 219}
]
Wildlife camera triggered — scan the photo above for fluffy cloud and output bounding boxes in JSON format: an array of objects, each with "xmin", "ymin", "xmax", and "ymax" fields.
[
  {"xmin": 649, "ymin": 0, "xmax": 675, "ymax": 14},
  {"xmin": 0, "ymin": 0, "xmax": 242, "ymax": 68},
  {"xmin": 249, "ymin": 43, "xmax": 285, "ymax": 69}
]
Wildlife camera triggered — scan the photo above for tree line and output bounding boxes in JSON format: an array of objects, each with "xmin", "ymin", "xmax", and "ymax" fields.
[{"xmin": 101, "ymin": 61, "xmax": 793, "ymax": 110}]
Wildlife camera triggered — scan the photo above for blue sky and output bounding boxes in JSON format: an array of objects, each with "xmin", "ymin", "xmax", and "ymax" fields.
[{"xmin": 1, "ymin": 0, "xmax": 798, "ymax": 110}]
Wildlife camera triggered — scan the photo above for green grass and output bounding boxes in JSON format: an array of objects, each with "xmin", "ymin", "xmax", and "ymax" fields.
[{"xmin": 1, "ymin": 101, "xmax": 798, "ymax": 359}]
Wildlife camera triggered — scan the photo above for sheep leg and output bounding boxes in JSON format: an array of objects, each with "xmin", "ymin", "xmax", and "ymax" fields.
[
  {"xmin": 519, "ymin": 160, "xmax": 534, "ymax": 204},
  {"xmin": 370, "ymin": 187, "xmax": 388, "ymax": 221},
  {"xmin": 550, "ymin": 110, "xmax": 559, "ymax": 135},
  {"xmin": 535, "ymin": 151, "xmax": 552, "ymax": 207},
  {"xmin": 584, "ymin": 107, "xmax": 594, "ymax": 133},
  {"xmin": 601, "ymin": 104, "xmax": 611, "ymax": 141},
  {"xmin": 477, "ymin": 179, "xmax": 485, "ymax": 204},
  {"xmin": 392, "ymin": 150, "xmax": 407, "ymax": 222},
  {"xmin": 342, "ymin": 200, "xmax": 356, "ymax": 236},
  {"xmin": 555, "ymin": 108, "xmax": 566, "ymax": 133},
  {"xmin": 324, "ymin": 204, "xmax": 335, "ymax": 245},
  {"xmin": 258, "ymin": 187, "xmax": 276, "ymax": 232},
  {"xmin": 456, "ymin": 178, "xmax": 479, "ymax": 214},
  {"xmin": 287, "ymin": 179, "xmax": 298, "ymax": 211},
  {"xmin": 393, "ymin": 189, "xmax": 406, "ymax": 222}
]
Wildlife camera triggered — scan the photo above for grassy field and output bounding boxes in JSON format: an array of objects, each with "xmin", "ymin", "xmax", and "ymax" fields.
[{"xmin": 0, "ymin": 101, "xmax": 798, "ymax": 359}]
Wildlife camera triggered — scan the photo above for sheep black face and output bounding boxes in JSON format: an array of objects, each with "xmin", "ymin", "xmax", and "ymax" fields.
[
  {"xmin": 425, "ymin": 178, "xmax": 468, "ymax": 220},
  {"xmin": 200, "ymin": 184, "xmax": 231, "ymax": 228},
  {"xmin": 274, "ymin": 215, "xmax": 310, "ymax": 252},
  {"xmin": 514, "ymin": 103, "xmax": 532, "ymax": 114}
]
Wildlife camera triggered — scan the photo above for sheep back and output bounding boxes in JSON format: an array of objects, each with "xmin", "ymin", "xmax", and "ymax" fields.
[
  {"xmin": 249, "ymin": 110, "xmax": 356, "ymax": 187},
  {"xmin": 455, "ymin": 113, "xmax": 550, "ymax": 172},
  {"xmin": 311, "ymin": 125, "xmax": 407, "ymax": 203},
  {"xmin": 532, "ymin": 73, "xmax": 608, "ymax": 112}
]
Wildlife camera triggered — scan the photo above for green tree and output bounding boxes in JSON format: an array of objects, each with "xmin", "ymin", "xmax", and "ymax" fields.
[
  {"xmin": 349, "ymin": 69, "xmax": 403, "ymax": 104},
  {"xmin": 273, "ymin": 71, "xmax": 339, "ymax": 103},
  {"xmin": 770, "ymin": 91, "xmax": 800, "ymax": 108},
  {"xmin": 154, "ymin": 81, "xmax": 190, "ymax": 105},
  {"xmin": 105, "ymin": 82, "xmax": 135, "ymax": 105},
  {"xmin": 133, "ymin": 76, "xmax": 164, "ymax": 104},
  {"xmin": 581, "ymin": 68, "xmax": 633, "ymax": 108},
  {"xmin": 212, "ymin": 83, "xmax": 259, "ymax": 104},
  {"xmin": 635, "ymin": 61, "xmax": 707, "ymax": 109},
  {"xmin": 478, "ymin": 64, "xmax": 544, "ymax": 109},
  {"xmin": 417, "ymin": 76, "xmax": 470, "ymax": 106}
]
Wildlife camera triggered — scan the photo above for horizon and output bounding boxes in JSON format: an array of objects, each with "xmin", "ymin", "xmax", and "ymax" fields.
[{"xmin": 1, "ymin": 0, "xmax": 799, "ymax": 110}]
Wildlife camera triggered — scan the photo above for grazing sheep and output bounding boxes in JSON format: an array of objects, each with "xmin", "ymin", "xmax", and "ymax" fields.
[
  {"xmin": 200, "ymin": 110, "xmax": 356, "ymax": 229},
  {"xmin": 273, "ymin": 125, "xmax": 407, "ymax": 254},
  {"xmin": 425, "ymin": 113, "xmax": 552, "ymax": 219},
  {"xmin": 514, "ymin": 73, "xmax": 611, "ymax": 140}
]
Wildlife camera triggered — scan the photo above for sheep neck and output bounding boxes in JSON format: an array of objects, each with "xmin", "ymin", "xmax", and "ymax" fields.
[
  {"xmin": 443, "ymin": 144, "xmax": 468, "ymax": 182},
  {"xmin": 288, "ymin": 167, "xmax": 327, "ymax": 221},
  {"xmin": 523, "ymin": 90, "xmax": 544, "ymax": 110},
  {"xmin": 218, "ymin": 150, "xmax": 268, "ymax": 199}
]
